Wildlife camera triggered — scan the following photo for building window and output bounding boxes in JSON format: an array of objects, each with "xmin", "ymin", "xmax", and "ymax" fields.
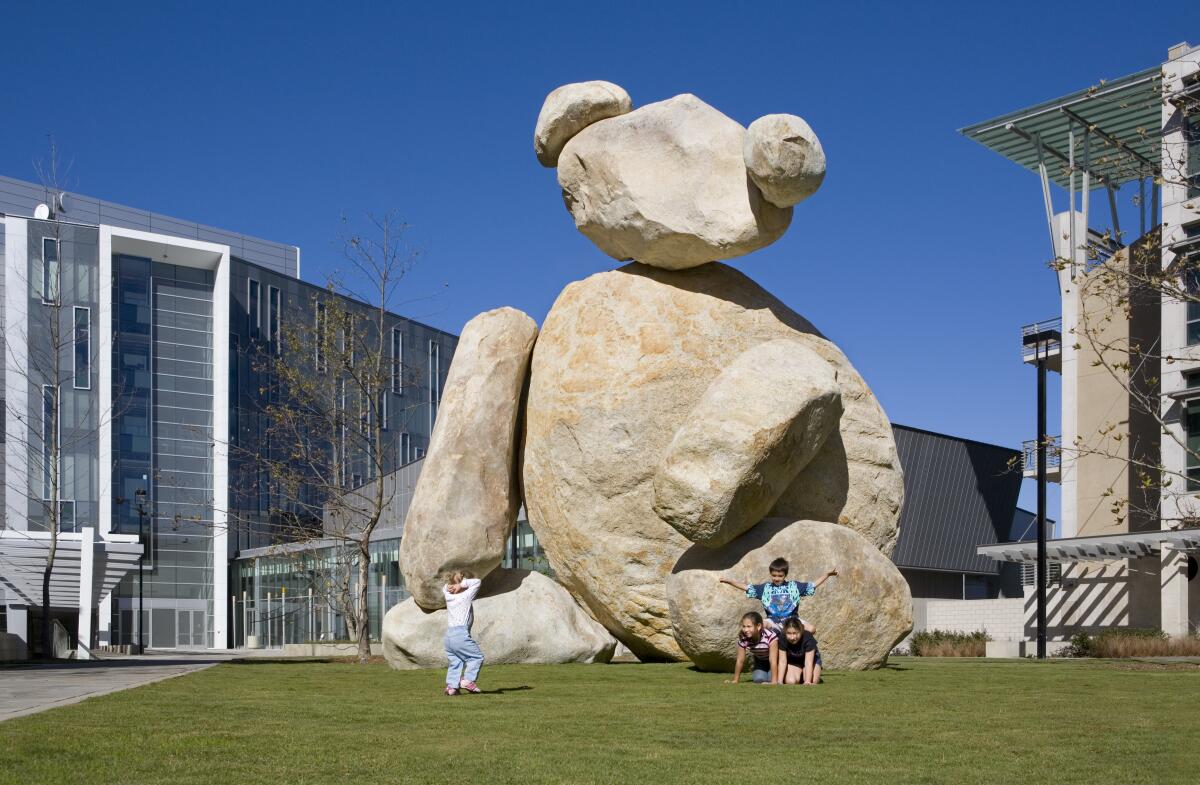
[
  {"xmin": 268, "ymin": 286, "xmax": 280, "ymax": 354},
  {"xmin": 1187, "ymin": 267, "xmax": 1200, "ymax": 346},
  {"xmin": 1187, "ymin": 111, "xmax": 1200, "ymax": 199},
  {"xmin": 315, "ymin": 302, "xmax": 327, "ymax": 373},
  {"xmin": 248, "ymin": 280, "xmax": 261, "ymax": 337},
  {"xmin": 391, "ymin": 327, "xmax": 403, "ymax": 395},
  {"xmin": 42, "ymin": 385, "xmax": 58, "ymax": 500},
  {"xmin": 428, "ymin": 340, "xmax": 440, "ymax": 431},
  {"xmin": 380, "ymin": 389, "xmax": 389, "ymax": 431},
  {"xmin": 42, "ymin": 237, "xmax": 60, "ymax": 304},
  {"xmin": 73, "ymin": 307, "xmax": 91, "ymax": 389},
  {"xmin": 414, "ymin": 447, "xmax": 425, "ymax": 461},
  {"xmin": 400, "ymin": 432, "xmax": 410, "ymax": 465},
  {"xmin": 1189, "ymin": 395, "xmax": 1200, "ymax": 492}
]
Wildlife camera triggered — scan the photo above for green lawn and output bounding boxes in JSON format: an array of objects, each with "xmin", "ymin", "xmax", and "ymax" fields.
[{"xmin": 0, "ymin": 657, "xmax": 1195, "ymax": 785}]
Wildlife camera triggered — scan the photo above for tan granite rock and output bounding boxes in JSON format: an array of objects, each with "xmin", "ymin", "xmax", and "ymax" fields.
[
  {"xmin": 382, "ymin": 569, "xmax": 618, "ymax": 668},
  {"xmin": 667, "ymin": 518, "xmax": 912, "ymax": 671},
  {"xmin": 556, "ymin": 94, "xmax": 791, "ymax": 270},
  {"xmin": 399, "ymin": 307, "xmax": 538, "ymax": 609},
  {"xmin": 535, "ymin": 80, "xmax": 632, "ymax": 168},
  {"xmin": 652, "ymin": 339, "xmax": 842, "ymax": 548},
  {"xmin": 522, "ymin": 263, "xmax": 903, "ymax": 660},
  {"xmin": 743, "ymin": 114, "xmax": 826, "ymax": 208}
]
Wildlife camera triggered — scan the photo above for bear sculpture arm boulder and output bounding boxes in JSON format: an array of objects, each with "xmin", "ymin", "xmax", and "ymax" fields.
[{"xmin": 652, "ymin": 339, "xmax": 843, "ymax": 548}]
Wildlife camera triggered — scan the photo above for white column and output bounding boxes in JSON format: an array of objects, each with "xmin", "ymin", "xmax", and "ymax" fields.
[
  {"xmin": 1161, "ymin": 545, "xmax": 1190, "ymax": 638},
  {"xmin": 96, "ymin": 227, "xmax": 115, "ymax": 646},
  {"xmin": 4, "ymin": 217, "xmax": 30, "ymax": 532},
  {"xmin": 211, "ymin": 249, "xmax": 230, "ymax": 649},
  {"xmin": 77, "ymin": 527, "xmax": 96, "ymax": 660}
]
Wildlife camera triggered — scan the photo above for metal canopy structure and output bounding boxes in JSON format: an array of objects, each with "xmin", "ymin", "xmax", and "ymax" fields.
[
  {"xmin": 0, "ymin": 530, "xmax": 142, "ymax": 608},
  {"xmin": 977, "ymin": 528, "xmax": 1200, "ymax": 564},
  {"xmin": 960, "ymin": 67, "xmax": 1162, "ymax": 189}
]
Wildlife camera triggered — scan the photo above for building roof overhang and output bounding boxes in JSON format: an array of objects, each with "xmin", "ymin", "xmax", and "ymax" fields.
[
  {"xmin": 976, "ymin": 528, "xmax": 1200, "ymax": 564},
  {"xmin": 960, "ymin": 67, "xmax": 1163, "ymax": 189},
  {"xmin": 0, "ymin": 530, "xmax": 142, "ymax": 608}
]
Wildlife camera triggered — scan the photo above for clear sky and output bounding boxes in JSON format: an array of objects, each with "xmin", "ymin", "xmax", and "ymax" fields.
[{"xmin": 3, "ymin": 2, "xmax": 1197, "ymax": 517}]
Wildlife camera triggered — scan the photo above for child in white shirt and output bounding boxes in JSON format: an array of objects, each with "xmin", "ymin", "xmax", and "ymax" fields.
[{"xmin": 443, "ymin": 571, "xmax": 484, "ymax": 696}]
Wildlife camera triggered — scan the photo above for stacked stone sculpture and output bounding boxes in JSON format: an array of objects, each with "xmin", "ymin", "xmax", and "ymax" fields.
[{"xmin": 383, "ymin": 81, "xmax": 912, "ymax": 672}]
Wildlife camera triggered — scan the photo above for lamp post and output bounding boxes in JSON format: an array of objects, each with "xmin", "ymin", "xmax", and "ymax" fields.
[
  {"xmin": 134, "ymin": 487, "xmax": 148, "ymax": 654},
  {"xmin": 1023, "ymin": 326, "xmax": 1060, "ymax": 660}
]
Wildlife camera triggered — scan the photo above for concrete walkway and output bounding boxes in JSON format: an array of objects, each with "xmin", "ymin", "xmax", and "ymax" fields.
[{"xmin": 0, "ymin": 653, "xmax": 232, "ymax": 722}]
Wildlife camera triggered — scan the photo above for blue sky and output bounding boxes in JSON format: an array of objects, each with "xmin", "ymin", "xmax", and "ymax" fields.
[{"xmin": 3, "ymin": 2, "xmax": 1197, "ymax": 516}]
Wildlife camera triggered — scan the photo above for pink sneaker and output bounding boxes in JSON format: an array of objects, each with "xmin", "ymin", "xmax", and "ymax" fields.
[
  {"xmin": 444, "ymin": 686, "xmax": 460, "ymax": 696},
  {"xmin": 459, "ymin": 680, "xmax": 482, "ymax": 694}
]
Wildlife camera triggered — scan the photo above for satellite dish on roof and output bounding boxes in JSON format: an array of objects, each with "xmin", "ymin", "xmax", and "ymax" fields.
[{"xmin": 33, "ymin": 203, "xmax": 51, "ymax": 220}]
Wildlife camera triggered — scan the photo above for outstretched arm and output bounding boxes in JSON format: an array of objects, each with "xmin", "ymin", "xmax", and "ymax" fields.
[
  {"xmin": 811, "ymin": 570, "xmax": 838, "ymax": 590},
  {"xmin": 768, "ymin": 639, "xmax": 780, "ymax": 684},
  {"xmin": 718, "ymin": 576, "xmax": 748, "ymax": 592}
]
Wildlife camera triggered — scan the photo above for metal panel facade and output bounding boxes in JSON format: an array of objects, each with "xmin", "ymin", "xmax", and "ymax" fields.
[{"xmin": 890, "ymin": 425, "xmax": 1022, "ymax": 575}]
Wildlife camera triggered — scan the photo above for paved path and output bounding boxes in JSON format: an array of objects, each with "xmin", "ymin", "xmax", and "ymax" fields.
[{"xmin": 0, "ymin": 654, "xmax": 232, "ymax": 721}]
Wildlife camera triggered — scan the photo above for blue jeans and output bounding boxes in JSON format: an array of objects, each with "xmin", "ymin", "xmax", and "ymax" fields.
[
  {"xmin": 445, "ymin": 626, "xmax": 484, "ymax": 687},
  {"xmin": 751, "ymin": 666, "xmax": 772, "ymax": 683}
]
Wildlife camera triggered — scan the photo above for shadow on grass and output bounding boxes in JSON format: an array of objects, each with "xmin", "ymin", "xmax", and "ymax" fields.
[{"xmin": 472, "ymin": 685, "xmax": 534, "ymax": 695}]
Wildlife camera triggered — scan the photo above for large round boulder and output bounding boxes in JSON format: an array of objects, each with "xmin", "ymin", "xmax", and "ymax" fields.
[
  {"xmin": 556, "ymin": 94, "xmax": 792, "ymax": 270},
  {"xmin": 382, "ymin": 569, "xmax": 617, "ymax": 669},
  {"xmin": 522, "ymin": 263, "xmax": 903, "ymax": 660},
  {"xmin": 667, "ymin": 518, "xmax": 913, "ymax": 671}
]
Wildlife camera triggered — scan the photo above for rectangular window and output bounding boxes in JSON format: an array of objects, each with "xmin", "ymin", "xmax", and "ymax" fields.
[
  {"xmin": 268, "ymin": 286, "xmax": 280, "ymax": 354},
  {"xmin": 381, "ymin": 389, "xmax": 389, "ymax": 431},
  {"xmin": 42, "ymin": 385, "xmax": 58, "ymax": 500},
  {"xmin": 391, "ymin": 327, "xmax": 404, "ymax": 395},
  {"xmin": 73, "ymin": 307, "xmax": 91, "ymax": 389},
  {"xmin": 414, "ymin": 447, "xmax": 425, "ymax": 461},
  {"xmin": 315, "ymin": 302, "xmax": 327, "ymax": 373},
  {"xmin": 428, "ymin": 340, "xmax": 441, "ymax": 432},
  {"xmin": 248, "ymin": 280, "xmax": 261, "ymax": 337},
  {"xmin": 1188, "ymin": 267, "xmax": 1200, "ymax": 346},
  {"xmin": 1188, "ymin": 401, "xmax": 1200, "ymax": 492},
  {"xmin": 42, "ymin": 237, "xmax": 60, "ymax": 304},
  {"xmin": 400, "ymin": 432, "xmax": 410, "ymax": 465},
  {"xmin": 1186, "ymin": 112, "xmax": 1200, "ymax": 200}
]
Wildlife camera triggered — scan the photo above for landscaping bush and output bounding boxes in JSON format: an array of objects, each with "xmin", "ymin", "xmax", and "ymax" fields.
[
  {"xmin": 1064, "ymin": 628, "xmax": 1200, "ymax": 658},
  {"xmin": 910, "ymin": 629, "xmax": 989, "ymax": 657}
]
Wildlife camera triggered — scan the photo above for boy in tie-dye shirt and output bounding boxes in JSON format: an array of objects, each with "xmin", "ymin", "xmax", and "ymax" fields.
[{"xmin": 719, "ymin": 556, "xmax": 837, "ymax": 633}]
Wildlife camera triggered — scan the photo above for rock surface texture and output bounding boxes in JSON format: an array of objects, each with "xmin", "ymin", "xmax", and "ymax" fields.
[
  {"xmin": 667, "ymin": 519, "xmax": 912, "ymax": 671},
  {"xmin": 652, "ymin": 339, "xmax": 843, "ymax": 548},
  {"xmin": 382, "ymin": 569, "xmax": 618, "ymax": 669},
  {"xmin": 743, "ymin": 114, "xmax": 826, "ymax": 209},
  {"xmin": 399, "ymin": 307, "xmax": 538, "ymax": 610},
  {"xmin": 556, "ymin": 94, "xmax": 792, "ymax": 270},
  {"xmin": 522, "ymin": 263, "xmax": 903, "ymax": 660},
  {"xmin": 534, "ymin": 80, "xmax": 633, "ymax": 168}
]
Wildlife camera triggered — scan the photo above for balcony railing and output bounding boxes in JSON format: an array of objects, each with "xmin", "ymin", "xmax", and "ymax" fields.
[
  {"xmin": 1021, "ymin": 317, "xmax": 1063, "ymax": 366},
  {"xmin": 1022, "ymin": 436, "xmax": 1062, "ymax": 480}
]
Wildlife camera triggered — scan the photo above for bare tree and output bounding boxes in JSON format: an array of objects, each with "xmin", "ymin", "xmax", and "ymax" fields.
[{"xmin": 245, "ymin": 212, "xmax": 420, "ymax": 664}]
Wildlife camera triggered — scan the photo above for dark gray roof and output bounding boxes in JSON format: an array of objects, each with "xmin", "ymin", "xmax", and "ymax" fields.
[{"xmin": 889, "ymin": 425, "xmax": 1022, "ymax": 575}]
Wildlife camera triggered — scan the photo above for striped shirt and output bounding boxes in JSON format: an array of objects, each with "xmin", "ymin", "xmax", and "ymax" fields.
[{"xmin": 737, "ymin": 628, "xmax": 777, "ymax": 664}]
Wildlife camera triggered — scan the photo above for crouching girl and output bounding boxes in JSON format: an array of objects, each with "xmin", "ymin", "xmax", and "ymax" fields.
[{"xmin": 726, "ymin": 611, "xmax": 778, "ymax": 684}]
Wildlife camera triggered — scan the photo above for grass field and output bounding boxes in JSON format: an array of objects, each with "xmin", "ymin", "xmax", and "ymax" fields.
[{"xmin": 0, "ymin": 657, "xmax": 1195, "ymax": 785}]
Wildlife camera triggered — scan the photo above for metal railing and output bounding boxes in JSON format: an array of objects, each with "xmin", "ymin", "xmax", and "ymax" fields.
[
  {"xmin": 1020, "ymin": 317, "xmax": 1063, "ymax": 363},
  {"xmin": 1022, "ymin": 436, "xmax": 1062, "ymax": 474}
]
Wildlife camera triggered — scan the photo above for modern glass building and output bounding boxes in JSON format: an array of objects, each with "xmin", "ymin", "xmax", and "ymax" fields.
[{"xmin": 1, "ymin": 175, "xmax": 457, "ymax": 654}]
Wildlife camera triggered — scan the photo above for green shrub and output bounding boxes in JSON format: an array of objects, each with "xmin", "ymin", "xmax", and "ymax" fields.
[{"xmin": 911, "ymin": 629, "xmax": 990, "ymax": 657}]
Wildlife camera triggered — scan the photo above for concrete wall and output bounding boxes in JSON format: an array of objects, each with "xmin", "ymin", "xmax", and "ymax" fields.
[{"xmin": 921, "ymin": 597, "xmax": 1025, "ymax": 641}]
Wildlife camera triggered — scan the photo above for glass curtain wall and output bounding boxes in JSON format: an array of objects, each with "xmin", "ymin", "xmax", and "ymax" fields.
[{"xmin": 111, "ymin": 256, "xmax": 216, "ymax": 648}]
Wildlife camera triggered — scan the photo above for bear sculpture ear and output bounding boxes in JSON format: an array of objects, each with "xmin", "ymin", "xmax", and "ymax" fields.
[
  {"xmin": 743, "ymin": 114, "xmax": 826, "ymax": 208},
  {"xmin": 534, "ymin": 80, "xmax": 632, "ymax": 168}
]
